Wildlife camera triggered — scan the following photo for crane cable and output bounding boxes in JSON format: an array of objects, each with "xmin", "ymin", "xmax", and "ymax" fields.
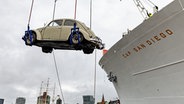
[
  {"xmin": 147, "ymin": 0, "xmax": 158, "ymax": 7},
  {"xmin": 90, "ymin": 0, "xmax": 92, "ymax": 29},
  {"xmin": 90, "ymin": 0, "xmax": 97, "ymax": 102},
  {"xmin": 23, "ymin": 0, "xmax": 35, "ymax": 45},
  {"xmin": 94, "ymin": 50, "xmax": 97, "ymax": 103},
  {"xmin": 73, "ymin": 0, "xmax": 97, "ymax": 102},
  {"xmin": 51, "ymin": 0, "xmax": 65, "ymax": 103},
  {"xmin": 52, "ymin": 0, "xmax": 97, "ymax": 103},
  {"xmin": 52, "ymin": 51, "xmax": 65, "ymax": 104},
  {"xmin": 147, "ymin": 0, "xmax": 158, "ymax": 12},
  {"xmin": 26, "ymin": 0, "xmax": 65, "ymax": 103},
  {"xmin": 28, "ymin": 0, "xmax": 34, "ymax": 26},
  {"xmin": 52, "ymin": 0, "xmax": 57, "ymax": 21},
  {"xmin": 74, "ymin": 0, "xmax": 77, "ymax": 19},
  {"xmin": 133, "ymin": 0, "xmax": 149, "ymax": 19}
]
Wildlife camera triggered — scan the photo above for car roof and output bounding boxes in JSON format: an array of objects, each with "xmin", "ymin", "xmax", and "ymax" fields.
[
  {"xmin": 53, "ymin": 18, "xmax": 81, "ymax": 23},
  {"xmin": 51, "ymin": 18, "xmax": 87, "ymax": 28}
]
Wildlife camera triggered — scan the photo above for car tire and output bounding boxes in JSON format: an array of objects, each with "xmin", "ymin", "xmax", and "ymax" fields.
[
  {"xmin": 83, "ymin": 48, "xmax": 94, "ymax": 54},
  {"xmin": 71, "ymin": 33, "xmax": 84, "ymax": 44},
  {"xmin": 26, "ymin": 32, "xmax": 36, "ymax": 45},
  {"xmin": 42, "ymin": 47, "xmax": 53, "ymax": 53}
]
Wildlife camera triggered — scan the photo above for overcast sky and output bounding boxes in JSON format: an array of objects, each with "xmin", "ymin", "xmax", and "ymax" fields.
[{"xmin": 0, "ymin": 0, "xmax": 173, "ymax": 104}]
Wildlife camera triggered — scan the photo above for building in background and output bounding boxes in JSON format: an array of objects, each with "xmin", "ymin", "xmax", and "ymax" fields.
[
  {"xmin": 108, "ymin": 100, "xmax": 120, "ymax": 104},
  {"xmin": 0, "ymin": 99, "xmax": 4, "ymax": 104},
  {"xmin": 15, "ymin": 97, "xmax": 26, "ymax": 104},
  {"xmin": 83, "ymin": 95, "xmax": 94, "ymax": 104},
  {"xmin": 37, "ymin": 92, "xmax": 51, "ymax": 104},
  {"xmin": 97, "ymin": 95, "xmax": 108, "ymax": 104}
]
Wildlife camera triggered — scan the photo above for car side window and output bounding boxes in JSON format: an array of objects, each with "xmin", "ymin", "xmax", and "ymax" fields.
[
  {"xmin": 64, "ymin": 20, "xmax": 76, "ymax": 26},
  {"xmin": 48, "ymin": 20, "xmax": 63, "ymax": 26}
]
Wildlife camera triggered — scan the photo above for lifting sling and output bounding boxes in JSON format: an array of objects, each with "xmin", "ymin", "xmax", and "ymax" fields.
[
  {"xmin": 69, "ymin": 22, "xmax": 81, "ymax": 45},
  {"xmin": 22, "ymin": 0, "xmax": 35, "ymax": 46}
]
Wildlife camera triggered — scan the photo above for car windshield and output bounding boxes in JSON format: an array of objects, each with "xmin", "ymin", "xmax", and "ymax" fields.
[{"xmin": 48, "ymin": 20, "xmax": 63, "ymax": 26}]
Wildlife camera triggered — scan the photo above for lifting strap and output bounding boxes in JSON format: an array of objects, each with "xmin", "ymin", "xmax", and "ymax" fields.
[
  {"xmin": 69, "ymin": 23, "xmax": 80, "ymax": 45},
  {"xmin": 23, "ymin": 0, "xmax": 35, "ymax": 46},
  {"xmin": 69, "ymin": 0, "xmax": 81, "ymax": 45},
  {"xmin": 23, "ymin": 25, "xmax": 33, "ymax": 46}
]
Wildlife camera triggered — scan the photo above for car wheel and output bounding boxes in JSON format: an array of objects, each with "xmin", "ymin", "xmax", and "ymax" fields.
[
  {"xmin": 26, "ymin": 32, "xmax": 36, "ymax": 45},
  {"xmin": 42, "ymin": 47, "xmax": 53, "ymax": 53},
  {"xmin": 83, "ymin": 48, "xmax": 94, "ymax": 54},
  {"xmin": 71, "ymin": 33, "xmax": 84, "ymax": 44}
]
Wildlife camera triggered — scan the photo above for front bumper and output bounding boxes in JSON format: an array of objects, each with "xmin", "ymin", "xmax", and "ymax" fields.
[{"xmin": 90, "ymin": 37, "xmax": 105, "ymax": 49}]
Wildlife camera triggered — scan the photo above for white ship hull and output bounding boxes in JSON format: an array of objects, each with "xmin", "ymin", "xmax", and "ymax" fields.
[{"xmin": 99, "ymin": 0, "xmax": 184, "ymax": 104}]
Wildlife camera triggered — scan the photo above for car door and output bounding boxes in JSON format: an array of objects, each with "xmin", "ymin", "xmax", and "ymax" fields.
[
  {"xmin": 61, "ymin": 19, "xmax": 76, "ymax": 40},
  {"xmin": 43, "ymin": 20, "xmax": 62, "ymax": 41}
]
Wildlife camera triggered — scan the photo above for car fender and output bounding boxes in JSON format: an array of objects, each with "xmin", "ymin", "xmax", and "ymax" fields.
[
  {"xmin": 79, "ymin": 29, "xmax": 91, "ymax": 41},
  {"xmin": 32, "ymin": 30, "xmax": 42, "ymax": 40}
]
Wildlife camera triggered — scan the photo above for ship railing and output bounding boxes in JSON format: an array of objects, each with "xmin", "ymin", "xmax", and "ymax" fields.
[{"xmin": 122, "ymin": 29, "xmax": 131, "ymax": 38}]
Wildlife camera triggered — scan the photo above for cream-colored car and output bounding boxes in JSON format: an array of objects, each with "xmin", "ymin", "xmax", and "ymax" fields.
[{"xmin": 23, "ymin": 18, "xmax": 104, "ymax": 54}]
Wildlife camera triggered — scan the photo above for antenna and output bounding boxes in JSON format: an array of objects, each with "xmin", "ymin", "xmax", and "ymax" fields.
[
  {"xmin": 46, "ymin": 78, "xmax": 50, "ymax": 93},
  {"xmin": 39, "ymin": 81, "xmax": 44, "ymax": 96},
  {"xmin": 44, "ymin": 78, "xmax": 50, "ymax": 104},
  {"xmin": 39, "ymin": 81, "xmax": 44, "ymax": 104},
  {"xmin": 52, "ymin": 83, "xmax": 56, "ymax": 104}
]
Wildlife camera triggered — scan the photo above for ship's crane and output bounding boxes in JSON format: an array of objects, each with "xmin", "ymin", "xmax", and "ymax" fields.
[
  {"xmin": 133, "ymin": 0, "xmax": 151, "ymax": 19},
  {"xmin": 132, "ymin": 0, "xmax": 158, "ymax": 20}
]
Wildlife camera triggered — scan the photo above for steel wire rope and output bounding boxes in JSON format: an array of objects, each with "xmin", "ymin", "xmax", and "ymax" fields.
[
  {"xmin": 74, "ymin": 0, "xmax": 77, "ymax": 19},
  {"xmin": 28, "ymin": 0, "xmax": 34, "ymax": 26},
  {"xmin": 143, "ymin": 0, "xmax": 158, "ymax": 12},
  {"xmin": 147, "ymin": 0, "xmax": 157, "ymax": 7},
  {"xmin": 73, "ymin": 0, "xmax": 96, "ymax": 102},
  {"xmin": 51, "ymin": 0, "xmax": 65, "ymax": 103},
  {"xmin": 94, "ymin": 49, "xmax": 97, "ymax": 103},
  {"xmin": 52, "ymin": 0, "xmax": 57, "ymax": 21},
  {"xmin": 52, "ymin": 51, "xmax": 65, "ymax": 104},
  {"xmin": 133, "ymin": 0, "xmax": 148, "ymax": 19},
  {"xmin": 90, "ymin": 0, "xmax": 97, "ymax": 103},
  {"xmin": 146, "ymin": 0, "xmax": 158, "ymax": 12}
]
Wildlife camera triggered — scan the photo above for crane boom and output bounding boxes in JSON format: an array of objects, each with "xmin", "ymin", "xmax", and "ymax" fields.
[{"xmin": 133, "ymin": 0, "xmax": 151, "ymax": 19}]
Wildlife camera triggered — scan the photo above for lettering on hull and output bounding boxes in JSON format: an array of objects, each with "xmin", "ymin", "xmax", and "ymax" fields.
[{"xmin": 122, "ymin": 29, "xmax": 173, "ymax": 58}]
